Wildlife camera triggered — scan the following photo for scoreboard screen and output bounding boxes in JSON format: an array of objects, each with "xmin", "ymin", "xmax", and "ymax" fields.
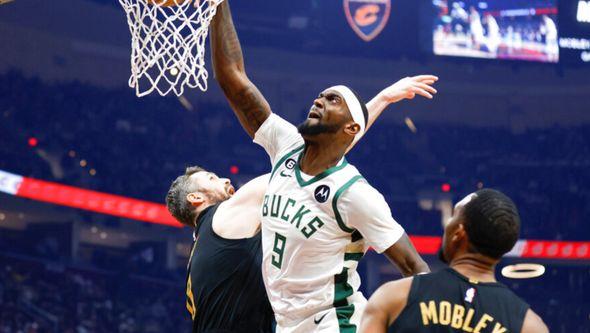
[{"xmin": 429, "ymin": 0, "xmax": 559, "ymax": 63}]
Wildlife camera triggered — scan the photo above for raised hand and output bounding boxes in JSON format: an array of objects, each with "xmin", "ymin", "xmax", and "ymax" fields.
[{"xmin": 377, "ymin": 75, "xmax": 439, "ymax": 103}]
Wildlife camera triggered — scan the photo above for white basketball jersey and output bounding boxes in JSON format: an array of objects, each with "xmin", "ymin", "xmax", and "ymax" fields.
[{"xmin": 254, "ymin": 114, "xmax": 405, "ymax": 331}]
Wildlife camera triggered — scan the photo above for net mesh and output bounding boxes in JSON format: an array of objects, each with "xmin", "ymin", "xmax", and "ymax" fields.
[{"xmin": 119, "ymin": 0, "xmax": 224, "ymax": 97}]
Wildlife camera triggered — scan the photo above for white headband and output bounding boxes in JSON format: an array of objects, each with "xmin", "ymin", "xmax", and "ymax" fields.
[{"xmin": 329, "ymin": 85, "xmax": 366, "ymax": 146}]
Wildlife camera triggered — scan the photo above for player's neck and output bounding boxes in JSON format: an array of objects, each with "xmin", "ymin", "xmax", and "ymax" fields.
[
  {"xmin": 193, "ymin": 202, "xmax": 215, "ymax": 226},
  {"xmin": 450, "ymin": 254, "xmax": 498, "ymax": 283},
  {"xmin": 300, "ymin": 141, "xmax": 347, "ymax": 176}
]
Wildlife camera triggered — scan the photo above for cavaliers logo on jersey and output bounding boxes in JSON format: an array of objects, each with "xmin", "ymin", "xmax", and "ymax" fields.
[{"xmin": 344, "ymin": 0, "xmax": 391, "ymax": 42}]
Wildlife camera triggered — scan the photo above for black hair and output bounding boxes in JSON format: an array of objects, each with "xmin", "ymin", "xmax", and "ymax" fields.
[
  {"xmin": 349, "ymin": 88, "xmax": 369, "ymax": 126},
  {"xmin": 462, "ymin": 189, "xmax": 521, "ymax": 259},
  {"xmin": 166, "ymin": 166, "xmax": 206, "ymax": 226}
]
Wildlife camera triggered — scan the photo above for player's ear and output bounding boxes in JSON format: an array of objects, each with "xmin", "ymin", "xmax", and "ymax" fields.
[
  {"xmin": 452, "ymin": 223, "xmax": 468, "ymax": 244},
  {"xmin": 187, "ymin": 192, "xmax": 206, "ymax": 207},
  {"xmin": 451, "ymin": 222, "xmax": 467, "ymax": 242},
  {"xmin": 344, "ymin": 122, "xmax": 360, "ymax": 136}
]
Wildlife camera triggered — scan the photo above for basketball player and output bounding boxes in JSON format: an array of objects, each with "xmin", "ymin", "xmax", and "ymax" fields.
[
  {"xmin": 166, "ymin": 78, "xmax": 438, "ymax": 332},
  {"xmin": 359, "ymin": 189, "xmax": 549, "ymax": 333},
  {"xmin": 210, "ymin": 2, "xmax": 431, "ymax": 332},
  {"xmin": 469, "ymin": 6, "xmax": 485, "ymax": 51}
]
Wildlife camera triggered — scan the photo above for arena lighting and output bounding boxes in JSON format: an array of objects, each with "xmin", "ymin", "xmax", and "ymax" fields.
[
  {"xmin": 230, "ymin": 165, "xmax": 239, "ymax": 175},
  {"xmin": 501, "ymin": 263, "xmax": 546, "ymax": 279},
  {"xmin": 28, "ymin": 137, "xmax": 38, "ymax": 147},
  {"xmin": 441, "ymin": 183, "xmax": 451, "ymax": 192},
  {"xmin": 0, "ymin": 169, "xmax": 589, "ymax": 260},
  {"xmin": 178, "ymin": 95, "xmax": 194, "ymax": 111},
  {"xmin": 404, "ymin": 117, "xmax": 417, "ymax": 133}
]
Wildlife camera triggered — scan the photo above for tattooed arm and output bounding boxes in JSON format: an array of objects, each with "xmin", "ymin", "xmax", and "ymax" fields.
[{"xmin": 210, "ymin": 1, "xmax": 271, "ymax": 139}]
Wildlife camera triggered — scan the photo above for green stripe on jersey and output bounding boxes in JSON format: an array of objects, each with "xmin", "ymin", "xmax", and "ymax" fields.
[
  {"xmin": 269, "ymin": 145, "xmax": 304, "ymax": 182},
  {"xmin": 334, "ymin": 268, "xmax": 353, "ymax": 307},
  {"xmin": 334, "ymin": 267, "xmax": 356, "ymax": 333},
  {"xmin": 344, "ymin": 253, "xmax": 364, "ymax": 261},
  {"xmin": 332, "ymin": 175, "xmax": 364, "ymax": 233},
  {"xmin": 336, "ymin": 304, "xmax": 356, "ymax": 333},
  {"xmin": 294, "ymin": 154, "xmax": 349, "ymax": 187}
]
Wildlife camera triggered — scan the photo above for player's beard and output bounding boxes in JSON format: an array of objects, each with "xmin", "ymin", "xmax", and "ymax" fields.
[
  {"xmin": 297, "ymin": 119, "xmax": 340, "ymax": 136},
  {"xmin": 204, "ymin": 190, "xmax": 230, "ymax": 204}
]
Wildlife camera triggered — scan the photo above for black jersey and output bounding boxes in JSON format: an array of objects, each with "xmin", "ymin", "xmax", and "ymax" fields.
[
  {"xmin": 390, "ymin": 268, "xmax": 529, "ymax": 333},
  {"xmin": 185, "ymin": 204, "xmax": 274, "ymax": 333}
]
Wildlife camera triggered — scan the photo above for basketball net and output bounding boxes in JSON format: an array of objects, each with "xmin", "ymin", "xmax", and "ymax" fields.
[{"xmin": 119, "ymin": 0, "xmax": 224, "ymax": 97}]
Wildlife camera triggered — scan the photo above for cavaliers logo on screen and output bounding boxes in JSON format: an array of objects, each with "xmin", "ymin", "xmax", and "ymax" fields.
[{"xmin": 344, "ymin": 0, "xmax": 391, "ymax": 42}]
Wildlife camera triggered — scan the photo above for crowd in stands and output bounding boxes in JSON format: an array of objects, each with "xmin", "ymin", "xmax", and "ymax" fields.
[
  {"xmin": 1, "ymin": 71, "xmax": 589, "ymax": 241},
  {"xmin": 0, "ymin": 253, "xmax": 190, "ymax": 333}
]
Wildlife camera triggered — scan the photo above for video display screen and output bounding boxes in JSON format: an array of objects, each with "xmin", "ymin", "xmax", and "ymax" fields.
[{"xmin": 431, "ymin": 0, "xmax": 559, "ymax": 63}]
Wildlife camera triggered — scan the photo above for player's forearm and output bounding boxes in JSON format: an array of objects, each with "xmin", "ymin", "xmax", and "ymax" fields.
[
  {"xmin": 384, "ymin": 234, "xmax": 430, "ymax": 277},
  {"xmin": 365, "ymin": 92, "xmax": 390, "ymax": 132},
  {"xmin": 345, "ymin": 92, "xmax": 389, "ymax": 153},
  {"xmin": 210, "ymin": 1, "xmax": 271, "ymax": 138},
  {"xmin": 406, "ymin": 257, "xmax": 430, "ymax": 276},
  {"xmin": 395, "ymin": 256, "xmax": 429, "ymax": 277},
  {"xmin": 364, "ymin": 75, "xmax": 439, "ymax": 134},
  {"xmin": 210, "ymin": 1, "xmax": 245, "ymax": 78}
]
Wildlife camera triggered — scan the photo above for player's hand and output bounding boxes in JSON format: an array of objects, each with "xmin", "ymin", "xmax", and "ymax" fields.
[{"xmin": 378, "ymin": 75, "xmax": 439, "ymax": 104}]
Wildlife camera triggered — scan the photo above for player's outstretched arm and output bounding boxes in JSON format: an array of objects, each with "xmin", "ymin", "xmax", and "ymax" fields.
[
  {"xmin": 521, "ymin": 309, "xmax": 549, "ymax": 333},
  {"xmin": 383, "ymin": 233, "xmax": 430, "ymax": 276},
  {"xmin": 365, "ymin": 75, "xmax": 438, "ymax": 132},
  {"xmin": 346, "ymin": 75, "xmax": 438, "ymax": 153},
  {"xmin": 210, "ymin": 1, "xmax": 271, "ymax": 138}
]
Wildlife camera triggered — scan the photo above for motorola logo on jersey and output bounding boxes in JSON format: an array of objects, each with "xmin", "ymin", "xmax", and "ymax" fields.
[
  {"xmin": 314, "ymin": 185, "xmax": 331, "ymax": 203},
  {"xmin": 285, "ymin": 158, "xmax": 296, "ymax": 170},
  {"xmin": 343, "ymin": 0, "xmax": 391, "ymax": 42}
]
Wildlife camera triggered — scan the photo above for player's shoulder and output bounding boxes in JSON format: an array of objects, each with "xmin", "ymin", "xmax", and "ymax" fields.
[
  {"xmin": 521, "ymin": 309, "xmax": 549, "ymax": 333},
  {"xmin": 365, "ymin": 277, "xmax": 414, "ymax": 320},
  {"xmin": 276, "ymin": 139, "xmax": 305, "ymax": 159},
  {"xmin": 375, "ymin": 276, "xmax": 414, "ymax": 297},
  {"xmin": 338, "ymin": 175, "xmax": 384, "ymax": 204}
]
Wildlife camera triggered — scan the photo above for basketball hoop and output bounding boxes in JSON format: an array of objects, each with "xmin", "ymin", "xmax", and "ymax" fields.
[{"xmin": 119, "ymin": 0, "xmax": 224, "ymax": 97}]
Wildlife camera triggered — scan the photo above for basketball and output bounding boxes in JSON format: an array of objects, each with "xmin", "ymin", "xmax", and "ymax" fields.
[{"xmin": 146, "ymin": 0, "xmax": 190, "ymax": 7}]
